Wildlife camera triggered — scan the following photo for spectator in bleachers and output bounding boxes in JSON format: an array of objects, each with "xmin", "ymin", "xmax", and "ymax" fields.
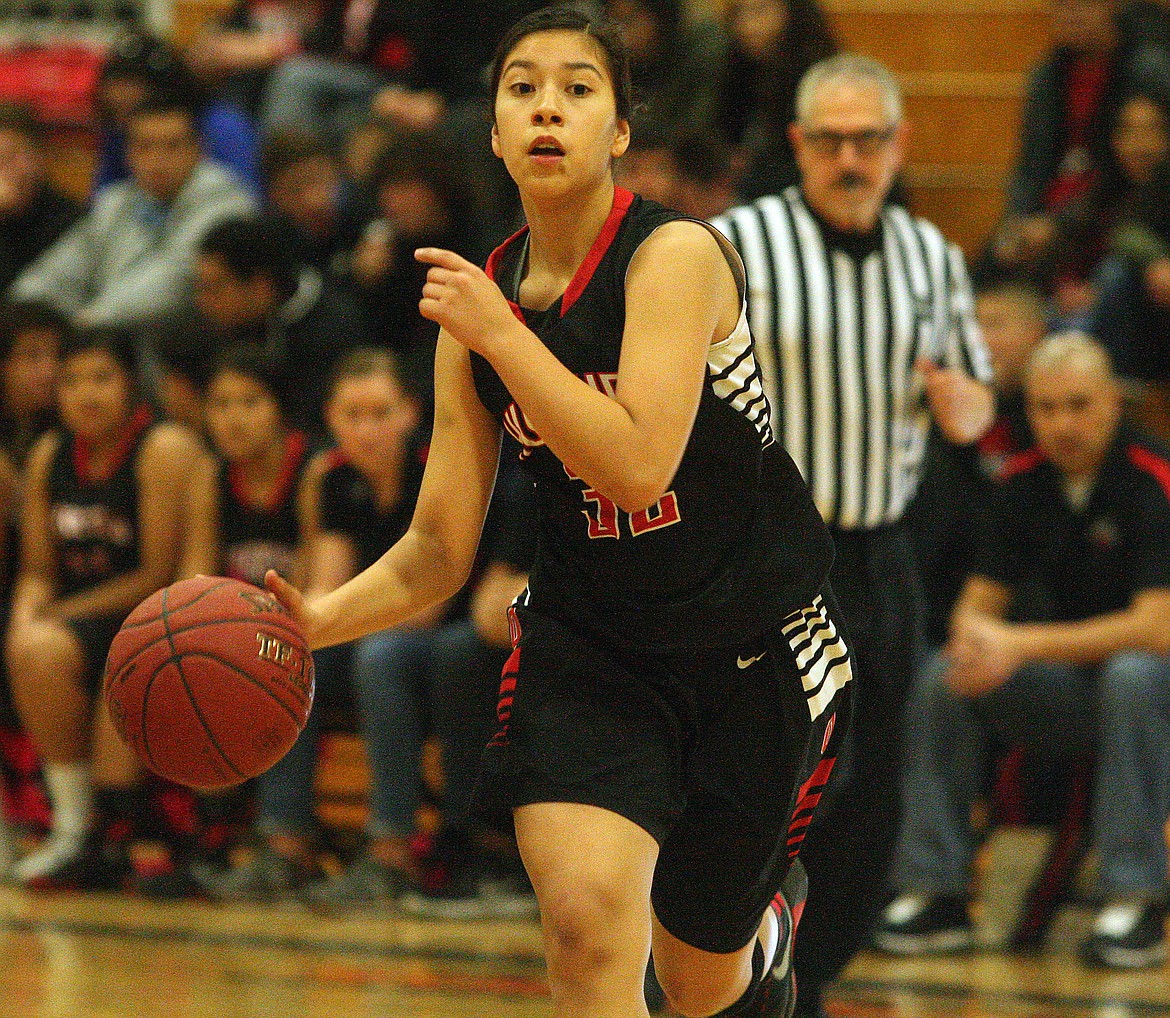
[
  {"xmin": 398, "ymin": 450, "xmax": 538, "ymax": 920},
  {"xmin": 877, "ymin": 332, "xmax": 1170, "ymax": 970},
  {"xmin": 911, "ymin": 280, "xmax": 1047, "ymax": 646},
  {"xmin": 990, "ymin": 0, "xmax": 1168, "ymax": 289},
  {"xmin": 207, "ymin": 348, "xmax": 431, "ymax": 904},
  {"xmin": 0, "ymin": 104, "xmax": 81, "ymax": 296},
  {"xmin": 5, "ymin": 328, "xmax": 206, "ymax": 888},
  {"xmin": 714, "ymin": 0, "xmax": 837, "ymax": 200},
  {"xmin": 171, "ymin": 215, "xmax": 370, "ymax": 435},
  {"xmin": 260, "ymin": 129, "xmax": 349, "ymax": 270},
  {"xmin": 94, "ymin": 30, "xmax": 262, "ymax": 199},
  {"xmin": 603, "ymin": 0, "xmax": 725, "ymax": 141},
  {"xmin": 0, "ymin": 302, "xmax": 65, "ymax": 473},
  {"xmin": 1081, "ymin": 86, "xmax": 1170, "ymax": 434},
  {"xmin": 11, "ymin": 95, "xmax": 255, "ymax": 331},
  {"xmin": 184, "ymin": 0, "xmax": 322, "ymax": 118},
  {"xmin": 258, "ymin": 0, "xmax": 490, "ymax": 146},
  {"xmin": 669, "ymin": 131, "xmax": 739, "ymax": 220},
  {"xmin": 337, "ymin": 131, "xmax": 477, "ymax": 402},
  {"xmin": 614, "ymin": 123, "xmax": 677, "ymax": 206}
]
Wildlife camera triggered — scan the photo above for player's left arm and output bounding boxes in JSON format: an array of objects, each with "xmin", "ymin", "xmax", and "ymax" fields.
[
  {"xmin": 416, "ymin": 221, "xmax": 730, "ymax": 514},
  {"xmin": 51, "ymin": 424, "xmax": 200, "ymax": 621}
]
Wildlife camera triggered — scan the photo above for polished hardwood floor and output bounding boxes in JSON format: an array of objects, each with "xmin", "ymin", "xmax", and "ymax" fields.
[{"xmin": 1, "ymin": 829, "xmax": 1166, "ymax": 1017}]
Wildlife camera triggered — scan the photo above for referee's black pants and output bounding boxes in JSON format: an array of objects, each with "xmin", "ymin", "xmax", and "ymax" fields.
[{"xmin": 793, "ymin": 522, "xmax": 925, "ymax": 1015}]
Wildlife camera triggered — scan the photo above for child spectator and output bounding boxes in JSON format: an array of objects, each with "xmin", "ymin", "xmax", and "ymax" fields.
[
  {"xmin": 338, "ymin": 132, "xmax": 476, "ymax": 401},
  {"xmin": 5, "ymin": 328, "xmax": 206, "ymax": 887},
  {"xmin": 0, "ymin": 103, "xmax": 80, "ymax": 294},
  {"xmin": 206, "ymin": 348, "xmax": 430, "ymax": 904},
  {"xmin": 11, "ymin": 95, "xmax": 255, "ymax": 331},
  {"xmin": 0, "ymin": 302, "xmax": 66, "ymax": 471},
  {"xmin": 94, "ymin": 30, "xmax": 262, "ymax": 199}
]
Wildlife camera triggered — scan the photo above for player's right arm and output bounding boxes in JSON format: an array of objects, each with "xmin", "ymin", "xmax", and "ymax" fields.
[
  {"xmin": 9, "ymin": 432, "xmax": 59, "ymax": 627},
  {"xmin": 268, "ymin": 331, "xmax": 501, "ymax": 651}
]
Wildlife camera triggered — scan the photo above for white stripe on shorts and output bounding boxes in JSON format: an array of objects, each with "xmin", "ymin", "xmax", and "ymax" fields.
[{"xmin": 781, "ymin": 595, "xmax": 853, "ymax": 720}]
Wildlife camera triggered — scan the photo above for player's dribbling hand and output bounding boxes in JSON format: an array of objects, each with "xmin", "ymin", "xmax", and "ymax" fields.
[
  {"xmin": 415, "ymin": 247, "xmax": 522, "ymax": 358},
  {"xmin": 264, "ymin": 569, "xmax": 318, "ymax": 648}
]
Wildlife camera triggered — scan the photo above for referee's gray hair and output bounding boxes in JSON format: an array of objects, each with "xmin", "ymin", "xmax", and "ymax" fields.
[
  {"xmin": 1026, "ymin": 331, "xmax": 1116, "ymax": 382},
  {"xmin": 796, "ymin": 53, "xmax": 903, "ymax": 125}
]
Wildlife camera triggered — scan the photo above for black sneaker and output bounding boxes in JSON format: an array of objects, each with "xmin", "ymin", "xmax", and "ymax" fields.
[
  {"xmin": 1079, "ymin": 897, "xmax": 1168, "ymax": 970},
  {"xmin": 12, "ymin": 830, "xmax": 131, "ymax": 891},
  {"xmin": 873, "ymin": 893, "xmax": 974, "ymax": 955},
  {"xmin": 756, "ymin": 858, "xmax": 808, "ymax": 1018}
]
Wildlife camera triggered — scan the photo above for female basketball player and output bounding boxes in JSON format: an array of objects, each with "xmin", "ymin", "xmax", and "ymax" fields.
[
  {"xmin": 7, "ymin": 328, "xmax": 204, "ymax": 887},
  {"xmin": 267, "ymin": 8, "xmax": 853, "ymax": 1016}
]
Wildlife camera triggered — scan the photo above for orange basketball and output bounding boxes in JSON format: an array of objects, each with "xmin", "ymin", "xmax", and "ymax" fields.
[{"xmin": 103, "ymin": 576, "xmax": 314, "ymax": 791}]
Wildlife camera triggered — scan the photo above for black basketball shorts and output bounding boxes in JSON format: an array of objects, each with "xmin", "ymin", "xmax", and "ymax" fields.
[
  {"xmin": 476, "ymin": 590, "xmax": 855, "ymax": 954},
  {"xmin": 64, "ymin": 616, "xmax": 125, "ymax": 697}
]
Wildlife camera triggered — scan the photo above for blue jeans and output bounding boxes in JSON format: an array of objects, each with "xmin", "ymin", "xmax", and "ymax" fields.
[
  {"xmin": 1096, "ymin": 651, "xmax": 1170, "ymax": 895},
  {"xmin": 258, "ymin": 627, "xmax": 435, "ymax": 840},
  {"xmin": 893, "ymin": 647, "xmax": 1170, "ymax": 897}
]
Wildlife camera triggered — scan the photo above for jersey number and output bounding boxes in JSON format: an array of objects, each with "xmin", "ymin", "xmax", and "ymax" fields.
[{"xmin": 579, "ymin": 484, "xmax": 681, "ymax": 540}]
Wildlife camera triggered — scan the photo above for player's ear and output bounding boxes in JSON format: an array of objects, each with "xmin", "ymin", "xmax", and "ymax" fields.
[
  {"xmin": 611, "ymin": 118, "xmax": 630, "ymax": 160},
  {"xmin": 491, "ymin": 122, "xmax": 502, "ymax": 160}
]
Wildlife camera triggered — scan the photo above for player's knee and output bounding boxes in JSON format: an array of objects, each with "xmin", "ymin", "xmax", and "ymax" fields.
[
  {"xmin": 6, "ymin": 621, "xmax": 76, "ymax": 688},
  {"xmin": 539, "ymin": 880, "xmax": 639, "ymax": 985}
]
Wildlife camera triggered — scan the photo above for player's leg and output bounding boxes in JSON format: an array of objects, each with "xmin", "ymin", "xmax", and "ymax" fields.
[
  {"xmin": 514, "ymin": 801, "xmax": 658, "ymax": 1018},
  {"xmin": 6, "ymin": 618, "xmax": 96, "ymax": 883},
  {"xmin": 651, "ymin": 592, "xmax": 852, "ymax": 1018}
]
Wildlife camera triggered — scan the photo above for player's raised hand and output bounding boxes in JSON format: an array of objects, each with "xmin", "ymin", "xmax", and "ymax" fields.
[{"xmin": 415, "ymin": 247, "xmax": 522, "ymax": 358}]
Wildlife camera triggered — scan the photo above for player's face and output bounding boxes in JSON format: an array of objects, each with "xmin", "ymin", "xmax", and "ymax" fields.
[
  {"xmin": 3, "ymin": 326, "xmax": 60, "ymax": 418},
  {"xmin": 492, "ymin": 30, "xmax": 630, "ymax": 199},
  {"xmin": 1026, "ymin": 362, "xmax": 1122, "ymax": 478},
  {"xmin": 58, "ymin": 349, "xmax": 132, "ymax": 442},
  {"xmin": 204, "ymin": 370, "xmax": 283, "ymax": 463},
  {"xmin": 791, "ymin": 80, "xmax": 905, "ymax": 233},
  {"xmin": 326, "ymin": 373, "xmax": 418, "ymax": 478}
]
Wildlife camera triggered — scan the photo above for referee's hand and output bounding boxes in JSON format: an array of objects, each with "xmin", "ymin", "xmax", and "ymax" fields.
[{"xmin": 918, "ymin": 359, "xmax": 994, "ymax": 446}]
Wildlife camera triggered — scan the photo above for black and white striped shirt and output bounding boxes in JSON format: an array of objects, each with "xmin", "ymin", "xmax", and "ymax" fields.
[{"xmin": 713, "ymin": 186, "xmax": 992, "ymax": 530}]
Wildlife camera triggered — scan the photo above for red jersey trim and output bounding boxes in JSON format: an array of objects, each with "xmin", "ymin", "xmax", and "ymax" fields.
[
  {"xmin": 229, "ymin": 429, "xmax": 309, "ymax": 514},
  {"xmin": 483, "ymin": 187, "xmax": 637, "ymax": 320},
  {"xmin": 561, "ymin": 186, "xmax": 635, "ymax": 316},
  {"xmin": 1000, "ymin": 446, "xmax": 1046, "ymax": 480},
  {"xmin": 1127, "ymin": 444, "xmax": 1170, "ymax": 505},
  {"xmin": 72, "ymin": 404, "xmax": 153, "ymax": 485}
]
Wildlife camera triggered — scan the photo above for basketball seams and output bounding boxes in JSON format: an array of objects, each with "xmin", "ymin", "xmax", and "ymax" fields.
[
  {"xmin": 179, "ymin": 650, "xmax": 308, "ymax": 724},
  {"xmin": 105, "ymin": 613, "xmax": 305, "ymax": 691},
  {"xmin": 117, "ymin": 577, "xmax": 238, "ymax": 629},
  {"xmin": 158, "ymin": 583, "xmax": 245, "ymax": 781}
]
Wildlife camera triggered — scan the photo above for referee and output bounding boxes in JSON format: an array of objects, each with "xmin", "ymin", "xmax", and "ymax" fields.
[{"xmin": 713, "ymin": 54, "xmax": 994, "ymax": 1018}]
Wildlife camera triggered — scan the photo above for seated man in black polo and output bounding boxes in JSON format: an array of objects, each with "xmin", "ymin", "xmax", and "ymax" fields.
[{"xmin": 878, "ymin": 331, "xmax": 1170, "ymax": 969}]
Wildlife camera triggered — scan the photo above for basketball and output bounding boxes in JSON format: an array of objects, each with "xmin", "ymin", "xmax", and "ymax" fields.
[{"xmin": 103, "ymin": 575, "xmax": 314, "ymax": 792}]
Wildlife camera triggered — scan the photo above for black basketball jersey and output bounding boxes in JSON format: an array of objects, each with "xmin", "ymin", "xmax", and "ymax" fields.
[
  {"xmin": 48, "ymin": 405, "xmax": 154, "ymax": 598},
  {"xmin": 318, "ymin": 439, "xmax": 426, "ymax": 573},
  {"xmin": 471, "ymin": 188, "xmax": 832, "ymax": 653},
  {"xmin": 217, "ymin": 430, "xmax": 311, "ymax": 587}
]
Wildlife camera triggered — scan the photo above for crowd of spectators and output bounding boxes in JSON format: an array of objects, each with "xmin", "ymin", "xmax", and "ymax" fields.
[{"xmin": 0, "ymin": 0, "xmax": 1166, "ymax": 976}]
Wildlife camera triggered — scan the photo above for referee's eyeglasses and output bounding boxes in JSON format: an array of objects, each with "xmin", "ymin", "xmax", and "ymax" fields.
[{"xmin": 802, "ymin": 127, "xmax": 897, "ymax": 158}]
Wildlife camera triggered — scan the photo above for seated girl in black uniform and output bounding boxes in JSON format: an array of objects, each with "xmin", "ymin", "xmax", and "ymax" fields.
[
  {"xmin": 7, "ymin": 327, "xmax": 205, "ymax": 887},
  {"xmin": 267, "ymin": 8, "xmax": 854, "ymax": 1017}
]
